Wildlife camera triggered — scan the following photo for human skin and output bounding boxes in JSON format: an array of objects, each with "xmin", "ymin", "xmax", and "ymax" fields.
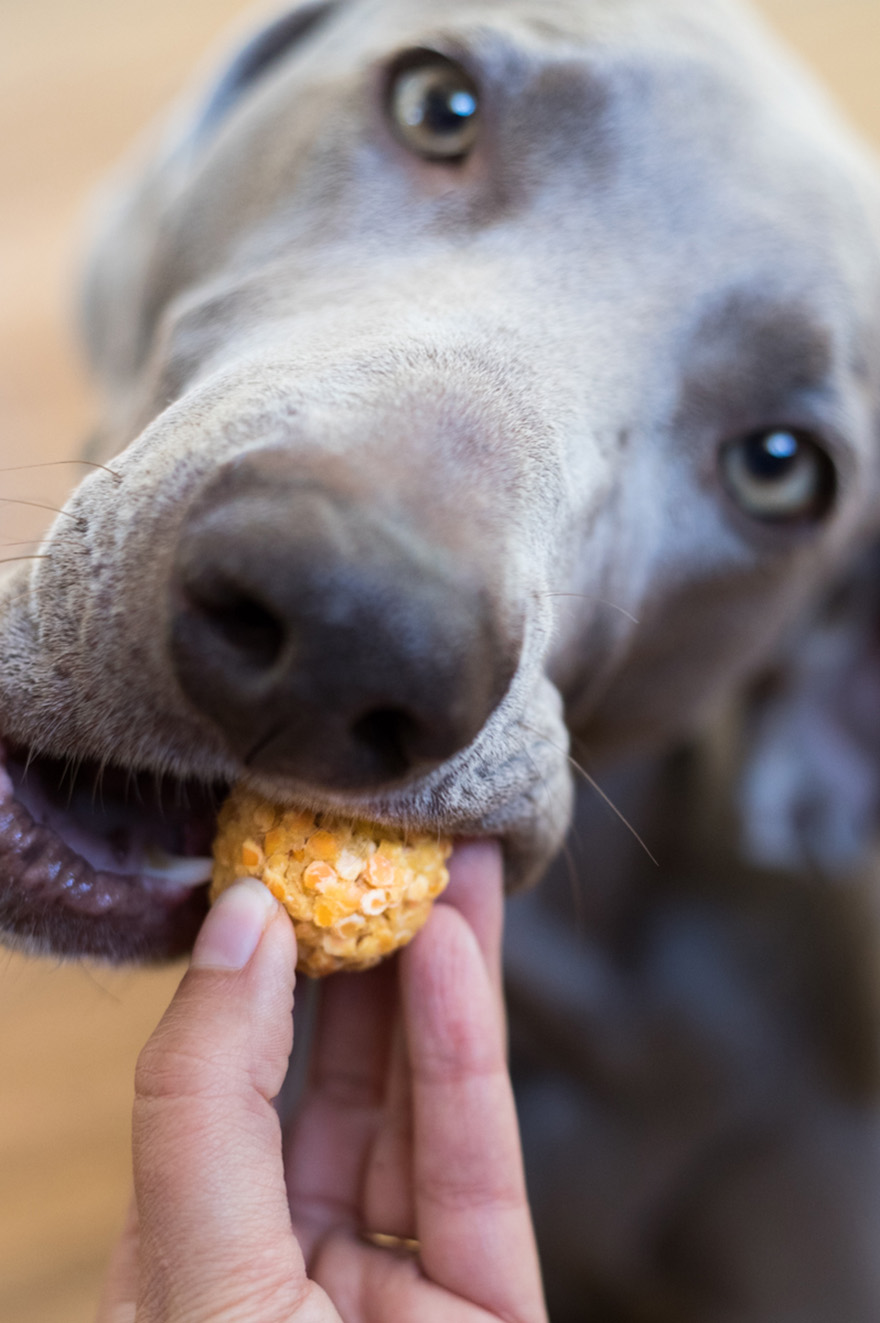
[{"xmin": 96, "ymin": 840, "xmax": 548, "ymax": 1323}]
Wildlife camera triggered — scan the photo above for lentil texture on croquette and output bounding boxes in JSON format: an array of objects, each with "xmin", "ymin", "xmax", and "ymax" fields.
[{"xmin": 211, "ymin": 788, "xmax": 452, "ymax": 976}]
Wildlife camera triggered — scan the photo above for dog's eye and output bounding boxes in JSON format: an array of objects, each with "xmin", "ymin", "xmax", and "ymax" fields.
[
  {"xmin": 720, "ymin": 428, "xmax": 837, "ymax": 524},
  {"xmin": 387, "ymin": 54, "xmax": 480, "ymax": 161}
]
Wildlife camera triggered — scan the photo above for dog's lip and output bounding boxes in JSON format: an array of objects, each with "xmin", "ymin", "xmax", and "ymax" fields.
[
  {"xmin": 0, "ymin": 739, "xmax": 216, "ymax": 962},
  {"xmin": 0, "ymin": 738, "xmax": 475, "ymax": 962}
]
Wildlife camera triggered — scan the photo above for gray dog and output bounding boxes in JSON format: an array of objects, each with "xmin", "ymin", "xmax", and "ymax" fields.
[{"xmin": 3, "ymin": 0, "xmax": 880, "ymax": 1317}]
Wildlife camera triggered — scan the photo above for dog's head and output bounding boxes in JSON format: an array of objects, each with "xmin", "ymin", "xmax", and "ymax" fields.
[{"xmin": 3, "ymin": 0, "xmax": 880, "ymax": 961}]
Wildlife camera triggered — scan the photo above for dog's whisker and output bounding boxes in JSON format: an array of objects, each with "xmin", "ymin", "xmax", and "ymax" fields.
[
  {"xmin": 123, "ymin": 765, "xmax": 147, "ymax": 816},
  {"xmin": 0, "ymin": 538, "xmax": 80, "ymax": 549},
  {"xmin": 0, "ymin": 555, "xmax": 53, "ymax": 566},
  {"xmin": 0, "ymin": 459, "xmax": 121, "ymax": 481},
  {"xmin": 0, "ymin": 574, "xmax": 38, "ymax": 602},
  {"xmin": 21, "ymin": 744, "xmax": 38, "ymax": 782},
  {"xmin": 559, "ymin": 834, "xmax": 586, "ymax": 933},
  {"xmin": 519, "ymin": 721, "xmax": 658, "ymax": 867},
  {"xmin": 60, "ymin": 754, "xmax": 84, "ymax": 809},
  {"xmin": 520, "ymin": 741, "xmax": 586, "ymax": 924},
  {"xmin": 563, "ymin": 817, "xmax": 596, "ymax": 934},
  {"xmin": 541, "ymin": 592, "xmax": 640, "ymax": 626},
  {"xmin": 568, "ymin": 755, "xmax": 659, "ymax": 867},
  {"xmin": 0, "ymin": 498, "xmax": 79, "ymax": 521},
  {"xmin": 245, "ymin": 722, "xmax": 284, "ymax": 768},
  {"xmin": 74, "ymin": 964, "xmax": 125, "ymax": 1004},
  {"xmin": 91, "ymin": 758, "xmax": 110, "ymax": 815}
]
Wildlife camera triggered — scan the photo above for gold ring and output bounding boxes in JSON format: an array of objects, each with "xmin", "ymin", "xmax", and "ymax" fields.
[{"xmin": 360, "ymin": 1230, "xmax": 421, "ymax": 1255}]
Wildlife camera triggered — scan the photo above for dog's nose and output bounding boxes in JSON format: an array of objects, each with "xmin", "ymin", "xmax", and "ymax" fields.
[{"xmin": 169, "ymin": 467, "xmax": 514, "ymax": 790}]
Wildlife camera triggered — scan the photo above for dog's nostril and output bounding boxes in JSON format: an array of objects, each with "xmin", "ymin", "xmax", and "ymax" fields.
[
  {"xmin": 171, "ymin": 474, "xmax": 514, "ymax": 791},
  {"xmin": 350, "ymin": 707, "xmax": 422, "ymax": 779},
  {"xmin": 192, "ymin": 590, "xmax": 286, "ymax": 671}
]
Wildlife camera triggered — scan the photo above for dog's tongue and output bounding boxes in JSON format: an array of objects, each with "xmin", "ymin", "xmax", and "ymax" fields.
[{"xmin": 0, "ymin": 748, "xmax": 210, "ymax": 962}]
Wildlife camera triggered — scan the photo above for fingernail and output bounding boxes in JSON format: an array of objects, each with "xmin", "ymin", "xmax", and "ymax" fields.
[{"xmin": 191, "ymin": 879, "xmax": 279, "ymax": 972}]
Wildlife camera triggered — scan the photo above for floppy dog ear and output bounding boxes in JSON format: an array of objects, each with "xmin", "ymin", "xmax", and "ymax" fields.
[
  {"xmin": 736, "ymin": 547, "xmax": 880, "ymax": 874},
  {"xmin": 79, "ymin": 1, "xmax": 341, "ymax": 408},
  {"xmin": 189, "ymin": 1, "xmax": 342, "ymax": 143}
]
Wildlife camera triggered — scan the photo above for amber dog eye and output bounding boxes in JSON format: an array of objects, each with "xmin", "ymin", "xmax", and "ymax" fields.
[
  {"xmin": 387, "ymin": 54, "xmax": 480, "ymax": 161},
  {"xmin": 720, "ymin": 429, "xmax": 837, "ymax": 524}
]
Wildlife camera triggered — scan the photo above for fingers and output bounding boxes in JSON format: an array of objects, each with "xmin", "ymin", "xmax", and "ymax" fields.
[
  {"xmin": 402, "ymin": 891, "xmax": 547, "ymax": 1323},
  {"xmin": 288, "ymin": 839, "xmax": 506, "ymax": 1256},
  {"xmin": 359, "ymin": 839, "xmax": 506, "ymax": 1241},
  {"xmin": 359, "ymin": 1022, "xmax": 416, "ymax": 1239},
  {"xmin": 130, "ymin": 879, "xmax": 328, "ymax": 1323},
  {"xmin": 106, "ymin": 841, "xmax": 538, "ymax": 1323},
  {"xmin": 285, "ymin": 962, "xmax": 397, "ymax": 1259}
]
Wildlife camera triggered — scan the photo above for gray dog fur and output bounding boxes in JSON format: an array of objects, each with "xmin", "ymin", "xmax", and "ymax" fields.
[
  {"xmin": 3, "ymin": 0, "xmax": 880, "ymax": 893},
  {"xmin": 4, "ymin": 0, "xmax": 880, "ymax": 1317}
]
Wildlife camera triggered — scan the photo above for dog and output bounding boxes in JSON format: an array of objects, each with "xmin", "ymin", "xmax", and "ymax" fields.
[{"xmin": 3, "ymin": 0, "xmax": 880, "ymax": 1315}]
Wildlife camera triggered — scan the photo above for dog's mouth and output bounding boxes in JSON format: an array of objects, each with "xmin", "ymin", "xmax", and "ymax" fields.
[{"xmin": 0, "ymin": 739, "xmax": 225, "ymax": 962}]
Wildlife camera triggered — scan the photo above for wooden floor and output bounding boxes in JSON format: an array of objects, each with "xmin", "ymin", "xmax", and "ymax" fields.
[{"xmin": 1, "ymin": 2, "xmax": 879, "ymax": 1319}]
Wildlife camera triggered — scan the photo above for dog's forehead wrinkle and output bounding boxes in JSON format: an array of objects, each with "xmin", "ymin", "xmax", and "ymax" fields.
[
  {"xmin": 156, "ymin": 311, "xmax": 573, "ymax": 450},
  {"xmin": 87, "ymin": 3, "xmax": 880, "ymax": 390},
  {"xmin": 141, "ymin": 253, "xmax": 671, "ymax": 461},
  {"xmin": 125, "ymin": 180, "xmax": 880, "ymax": 466},
  {"xmin": 79, "ymin": 0, "xmax": 880, "ymax": 420}
]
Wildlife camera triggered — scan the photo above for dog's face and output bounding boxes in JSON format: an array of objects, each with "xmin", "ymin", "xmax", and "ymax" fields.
[{"xmin": 2, "ymin": 0, "xmax": 880, "ymax": 962}]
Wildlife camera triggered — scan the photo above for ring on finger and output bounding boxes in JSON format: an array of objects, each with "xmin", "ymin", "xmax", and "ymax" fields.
[{"xmin": 360, "ymin": 1229, "xmax": 421, "ymax": 1255}]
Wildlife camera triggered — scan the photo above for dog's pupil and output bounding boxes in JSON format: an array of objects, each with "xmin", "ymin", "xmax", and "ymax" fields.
[
  {"xmin": 748, "ymin": 430, "xmax": 801, "ymax": 481},
  {"xmin": 423, "ymin": 82, "xmax": 478, "ymax": 136}
]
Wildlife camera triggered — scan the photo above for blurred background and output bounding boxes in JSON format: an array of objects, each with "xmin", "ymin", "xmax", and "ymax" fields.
[{"xmin": 0, "ymin": 2, "xmax": 878, "ymax": 1320}]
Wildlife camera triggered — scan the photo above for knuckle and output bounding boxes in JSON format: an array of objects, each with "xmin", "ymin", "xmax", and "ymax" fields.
[
  {"xmin": 419, "ymin": 1164, "xmax": 526, "ymax": 1216},
  {"xmin": 137, "ymin": 1261, "xmax": 312, "ymax": 1323},
  {"xmin": 211, "ymin": 1263, "xmax": 315, "ymax": 1320},
  {"xmin": 134, "ymin": 1037, "xmax": 230, "ymax": 1105},
  {"xmin": 416, "ymin": 1047, "xmax": 504, "ymax": 1089}
]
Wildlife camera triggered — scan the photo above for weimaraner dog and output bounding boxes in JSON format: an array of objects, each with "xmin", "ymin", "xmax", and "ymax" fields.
[{"xmin": 3, "ymin": 0, "xmax": 880, "ymax": 1317}]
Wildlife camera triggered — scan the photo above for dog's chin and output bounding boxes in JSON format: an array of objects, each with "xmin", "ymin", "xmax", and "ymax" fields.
[{"xmin": 0, "ymin": 739, "xmax": 223, "ymax": 963}]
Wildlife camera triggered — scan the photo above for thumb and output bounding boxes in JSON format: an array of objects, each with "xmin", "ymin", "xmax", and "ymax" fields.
[{"xmin": 131, "ymin": 879, "xmax": 316, "ymax": 1323}]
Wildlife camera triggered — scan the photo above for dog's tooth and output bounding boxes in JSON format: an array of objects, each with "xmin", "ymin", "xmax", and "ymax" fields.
[{"xmin": 142, "ymin": 849, "xmax": 214, "ymax": 886}]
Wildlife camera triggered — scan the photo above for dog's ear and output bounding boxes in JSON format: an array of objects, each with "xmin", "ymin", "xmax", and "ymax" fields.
[
  {"xmin": 189, "ymin": 1, "xmax": 342, "ymax": 143},
  {"xmin": 736, "ymin": 547, "xmax": 880, "ymax": 874},
  {"xmin": 79, "ymin": 1, "xmax": 341, "ymax": 411}
]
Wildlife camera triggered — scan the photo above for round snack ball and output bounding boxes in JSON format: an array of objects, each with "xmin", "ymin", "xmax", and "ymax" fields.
[{"xmin": 211, "ymin": 787, "xmax": 453, "ymax": 977}]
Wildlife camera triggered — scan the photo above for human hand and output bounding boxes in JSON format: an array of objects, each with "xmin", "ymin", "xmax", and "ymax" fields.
[{"xmin": 96, "ymin": 840, "xmax": 548, "ymax": 1323}]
